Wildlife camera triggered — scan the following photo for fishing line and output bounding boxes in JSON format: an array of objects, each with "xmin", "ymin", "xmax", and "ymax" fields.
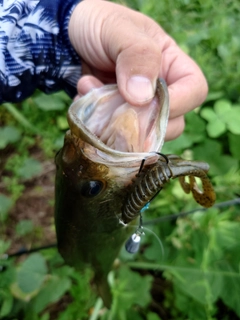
[
  {"xmin": 1, "ymin": 244, "xmax": 57, "ymax": 260},
  {"xmin": 142, "ymin": 226, "xmax": 165, "ymax": 259},
  {"xmin": 122, "ymin": 218, "xmax": 165, "ymax": 257},
  {"xmin": 143, "ymin": 197, "xmax": 240, "ymax": 226},
  {"xmin": 1, "ymin": 197, "xmax": 239, "ymax": 260}
]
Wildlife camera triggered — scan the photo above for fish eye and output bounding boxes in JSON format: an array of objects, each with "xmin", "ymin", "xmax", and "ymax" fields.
[{"xmin": 81, "ymin": 180, "xmax": 104, "ymax": 197}]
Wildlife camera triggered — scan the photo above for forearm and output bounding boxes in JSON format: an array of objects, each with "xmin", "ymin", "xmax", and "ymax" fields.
[{"xmin": 0, "ymin": 0, "xmax": 82, "ymax": 104}]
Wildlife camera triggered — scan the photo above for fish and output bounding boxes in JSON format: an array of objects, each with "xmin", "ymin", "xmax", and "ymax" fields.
[{"xmin": 54, "ymin": 78, "xmax": 215, "ymax": 307}]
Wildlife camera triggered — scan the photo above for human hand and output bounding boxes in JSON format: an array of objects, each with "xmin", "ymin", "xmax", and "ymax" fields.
[{"xmin": 68, "ymin": 0, "xmax": 208, "ymax": 141}]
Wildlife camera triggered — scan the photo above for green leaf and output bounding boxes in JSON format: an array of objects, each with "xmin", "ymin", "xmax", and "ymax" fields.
[
  {"xmin": 220, "ymin": 272, "xmax": 240, "ymax": 317},
  {"xmin": 57, "ymin": 116, "xmax": 69, "ymax": 130},
  {"xmin": 16, "ymin": 220, "xmax": 34, "ymax": 236},
  {"xmin": 225, "ymin": 106, "xmax": 240, "ymax": 134},
  {"xmin": 162, "ymin": 133, "xmax": 193, "ymax": 154},
  {"xmin": 17, "ymin": 253, "xmax": 47, "ymax": 294},
  {"xmin": 143, "ymin": 238, "xmax": 164, "ymax": 262},
  {"xmin": 0, "ymin": 126, "xmax": 21, "ymax": 149},
  {"xmin": 53, "ymin": 134, "xmax": 64, "ymax": 149},
  {"xmin": 111, "ymin": 266, "xmax": 152, "ymax": 314},
  {"xmin": 201, "ymin": 108, "xmax": 216, "ymax": 122},
  {"xmin": 126, "ymin": 309, "xmax": 145, "ymax": 320},
  {"xmin": 184, "ymin": 112, "xmax": 206, "ymax": 143},
  {"xmin": 206, "ymin": 118, "xmax": 226, "ymax": 137},
  {"xmin": 228, "ymin": 133, "xmax": 240, "ymax": 160},
  {"xmin": 147, "ymin": 312, "xmax": 162, "ymax": 320},
  {"xmin": 0, "ymin": 291, "xmax": 13, "ymax": 318},
  {"xmin": 201, "ymin": 107, "xmax": 227, "ymax": 137},
  {"xmin": 33, "ymin": 92, "xmax": 66, "ymax": 111},
  {"xmin": 40, "ymin": 313, "xmax": 50, "ymax": 320},
  {"xmin": 0, "ymin": 194, "xmax": 13, "ymax": 221},
  {"xmin": 193, "ymin": 139, "xmax": 238, "ymax": 175},
  {"xmin": 173, "ymin": 283, "xmax": 212, "ymax": 319},
  {"xmin": 212, "ymin": 221, "xmax": 240, "ymax": 251},
  {"xmin": 0, "ymin": 239, "xmax": 11, "ymax": 256},
  {"xmin": 31, "ymin": 276, "xmax": 71, "ymax": 314},
  {"xmin": 17, "ymin": 158, "xmax": 42, "ymax": 180},
  {"xmin": 205, "ymin": 91, "xmax": 224, "ymax": 102},
  {"xmin": 214, "ymin": 99, "xmax": 232, "ymax": 115}
]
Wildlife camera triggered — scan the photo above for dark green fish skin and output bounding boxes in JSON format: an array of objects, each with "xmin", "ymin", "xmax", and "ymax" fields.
[{"xmin": 55, "ymin": 133, "xmax": 135, "ymax": 307}]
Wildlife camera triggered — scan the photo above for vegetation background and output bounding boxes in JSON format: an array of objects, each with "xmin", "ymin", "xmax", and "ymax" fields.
[{"xmin": 1, "ymin": 0, "xmax": 240, "ymax": 319}]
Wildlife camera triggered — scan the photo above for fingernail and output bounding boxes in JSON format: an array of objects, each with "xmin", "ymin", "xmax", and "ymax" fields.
[{"xmin": 127, "ymin": 76, "xmax": 155, "ymax": 103}]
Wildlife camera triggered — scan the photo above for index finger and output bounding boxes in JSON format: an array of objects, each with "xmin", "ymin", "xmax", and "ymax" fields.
[{"xmin": 161, "ymin": 44, "xmax": 208, "ymax": 119}]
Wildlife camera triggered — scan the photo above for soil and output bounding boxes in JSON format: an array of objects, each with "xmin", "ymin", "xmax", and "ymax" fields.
[{"xmin": 1, "ymin": 155, "xmax": 56, "ymax": 255}]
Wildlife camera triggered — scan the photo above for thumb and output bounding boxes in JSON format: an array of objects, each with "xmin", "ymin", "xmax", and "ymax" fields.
[
  {"xmin": 69, "ymin": 0, "xmax": 163, "ymax": 105},
  {"xmin": 115, "ymin": 40, "xmax": 161, "ymax": 105},
  {"xmin": 101, "ymin": 4, "xmax": 163, "ymax": 105}
]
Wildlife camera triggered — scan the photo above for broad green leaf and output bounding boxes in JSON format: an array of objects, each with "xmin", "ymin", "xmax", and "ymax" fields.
[
  {"xmin": 201, "ymin": 108, "xmax": 216, "ymax": 122},
  {"xmin": 143, "ymin": 237, "xmax": 164, "ymax": 262},
  {"xmin": 126, "ymin": 310, "xmax": 145, "ymax": 320},
  {"xmin": 185, "ymin": 110, "xmax": 206, "ymax": 131},
  {"xmin": 217, "ymin": 44, "xmax": 230, "ymax": 60},
  {"xmin": 111, "ymin": 266, "xmax": 152, "ymax": 313},
  {"xmin": 0, "ymin": 239, "xmax": 11, "ymax": 256},
  {"xmin": 172, "ymin": 269, "xmax": 222, "ymax": 305},
  {"xmin": 205, "ymin": 91, "xmax": 224, "ymax": 102},
  {"xmin": 162, "ymin": 133, "xmax": 193, "ymax": 154},
  {"xmin": 0, "ymin": 194, "xmax": 13, "ymax": 221},
  {"xmin": 206, "ymin": 118, "xmax": 226, "ymax": 137},
  {"xmin": 214, "ymin": 99, "xmax": 232, "ymax": 115},
  {"xmin": 0, "ymin": 291, "xmax": 13, "ymax": 318},
  {"xmin": 211, "ymin": 221, "xmax": 240, "ymax": 251},
  {"xmin": 184, "ymin": 112, "xmax": 206, "ymax": 143},
  {"xmin": 33, "ymin": 92, "xmax": 66, "ymax": 111},
  {"xmin": 0, "ymin": 126, "xmax": 21, "ymax": 149},
  {"xmin": 128, "ymin": 261, "xmax": 240, "ymax": 317},
  {"xmin": 16, "ymin": 220, "xmax": 34, "ymax": 236},
  {"xmin": 56, "ymin": 116, "xmax": 69, "ymax": 130},
  {"xmin": 225, "ymin": 106, "xmax": 240, "ymax": 134},
  {"xmin": 17, "ymin": 158, "xmax": 42, "ymax": 180},
  {"xmin": 54, "ymin": 134, "xmax": 64, "ymax": 149},
  {"xmin": 147, "ymin": 312, "xmax": 161, "ymax": 320},
  {"xmin": 31, "ymin": 276, "xmax": 71, "ymax": 314},
  {"xmin": 193, "ymin": 139, "xmax": 238, "ymax": 175},
  {"xmin": 57, "ymin": 269, "xmax": 95, "ymax": 320},
  {"xmin": 220, "ymin": 272, "xmax": 240, "ymax": 317},
  {"xmin": 174, "ymin": 287, "xmax": 208, "ymax": 319},
  {"xmin": 16, "ymin": 253, "xmax": 47, "ymax": 294},
  {"xmin": 40, "ymin": 313, "xmax": 50, "ymax": 320},
  {"xmin": 228, "ymin": 133, "xmax": 240, "ymax": 160}
]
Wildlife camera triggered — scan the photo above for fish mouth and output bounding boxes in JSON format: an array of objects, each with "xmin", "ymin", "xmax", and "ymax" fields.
[{"xmin": 67, "ymin": 78, "xmax": 169, "ymax": 166}]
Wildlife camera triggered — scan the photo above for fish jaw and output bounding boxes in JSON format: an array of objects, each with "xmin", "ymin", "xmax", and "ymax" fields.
[
  {"xmin": 67, "ymin": 78, "xmax": 169, "ymax": 160},
  {"xmin": 66, "ymin": 78, "xmax": 169, "ymax": 184}
]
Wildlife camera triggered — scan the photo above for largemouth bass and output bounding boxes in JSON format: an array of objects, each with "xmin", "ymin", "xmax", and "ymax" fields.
[{"xmin": 55, "ymin": 79, "xmax": 215, "ymax": 307}]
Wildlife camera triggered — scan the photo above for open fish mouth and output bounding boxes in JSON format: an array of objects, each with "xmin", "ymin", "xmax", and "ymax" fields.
[{"xmin": 67, "ymin": 78, "xmax": 169, "ymax": 166}]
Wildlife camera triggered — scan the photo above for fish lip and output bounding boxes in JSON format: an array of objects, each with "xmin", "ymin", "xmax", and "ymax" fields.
[{"xmin": 67, "ymin": 78, "xmax": 169, "ymax": 164}]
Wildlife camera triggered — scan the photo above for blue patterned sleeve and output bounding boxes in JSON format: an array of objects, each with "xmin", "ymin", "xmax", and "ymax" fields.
[{"xmin": 0, "ymin": 0, "xmax": 82, "ymax": 103}]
